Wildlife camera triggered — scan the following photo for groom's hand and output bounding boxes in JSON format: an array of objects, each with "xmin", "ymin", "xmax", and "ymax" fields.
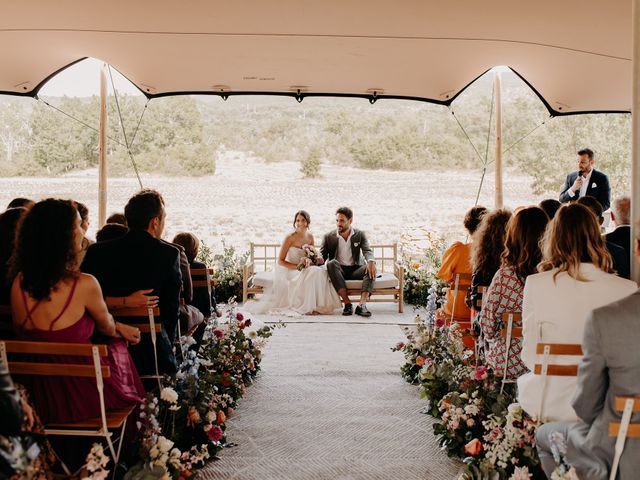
[{"xmin": 366, "ymin": 260, "xmax": 377, "ymax": 279}]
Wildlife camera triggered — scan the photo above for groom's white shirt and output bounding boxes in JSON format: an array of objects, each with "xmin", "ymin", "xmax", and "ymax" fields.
[{"xmin": 336, "ymin": 228, "xmax": 354, "ymax": 266}]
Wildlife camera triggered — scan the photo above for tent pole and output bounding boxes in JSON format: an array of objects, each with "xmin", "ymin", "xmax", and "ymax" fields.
[
  {"xmin": 633, "ymin": 0, "xmax": 640, "ymax": 282},
  {"xmin": 98, "ymin": 63, "xmax": 108, "ymax": 229},
  {"xmin": 494, "ymin": 71, "xmax": 503, "ymax": 209}
]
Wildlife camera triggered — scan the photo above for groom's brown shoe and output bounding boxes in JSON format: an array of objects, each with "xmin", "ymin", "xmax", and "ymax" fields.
[
  {"xmin": 342, "ymin": 303, "xmax": 353, "ymax": 316},
  {"xmin": 355, "ymin": 305, "xmax": 372, "ymax": 317}
]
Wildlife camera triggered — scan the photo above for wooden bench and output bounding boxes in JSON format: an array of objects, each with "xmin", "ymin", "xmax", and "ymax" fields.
[
  {"xmin": 0, "ymin": 339, "xmax": 134, "ymax": 470},
  {"xmin": 242, "ymin": 242, "xmax": 404, "ymax": 312}
]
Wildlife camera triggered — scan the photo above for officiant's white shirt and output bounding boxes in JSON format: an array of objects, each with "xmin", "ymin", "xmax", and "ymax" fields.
[{"xmin": 336, "ymin": 229, "xmax": 354, "ymax": 266}]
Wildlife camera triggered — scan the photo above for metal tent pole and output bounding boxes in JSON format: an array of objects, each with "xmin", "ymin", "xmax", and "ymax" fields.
[
  {"xmin": 98, "ymin": 63, "xmax": 108, "ymax": 228},
  {"xmin": 494, "ymin": 71, "xmax": 503, "ymax": 209}
]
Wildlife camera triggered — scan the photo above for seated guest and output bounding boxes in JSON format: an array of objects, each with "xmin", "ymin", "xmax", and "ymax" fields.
[
  {"xmin": 82, "ymin": 189, "xmax": 181, "ymax": 375},
  {"xmin": 577, "ymin": 196, "xmax": 629, "ymax": 278},
  {"xmin": 10, "ymin": 199, "xmax": 144, "ymax": 424},
  {"xmin": 6, "ymin": 198, "xmax": 34, "ymax": 210},
  {"xmin": 479, "ymin": 207, "xmax": 548, "ymax": 379},
  {"xmin": 538, "ymin": 199, "xmax": 561, "ymax": 220},
  {"xmin": 469, "ymin": 209, "xmax": 512, "ymax": 315},
  {"xmin": 437, "ymin": 206, "xmax": 487, "ymax": 322},
  {"xmin": 106, "ymin": 212, "xmax": 127, "ymax": 226},
  {"xmin": 172, "ymin": 232, "xmax": 220, "ymax": 318},
  {"xmin": 536, "ymin": 228, "xmax": 640, "ymax": 479},
  {"xmin": 165, "ymin": 238, "xmax": 204, "ymax": 343},
  {"xmin": 606, "ymin": 196, "xmax": 631, "ymax": 254},
  {"xmin": 517, "ymin": 203, "xmax": 636, "ymax": 422},
  {"xmin": 0, "ymin": 207, "xmax": 27, "ymax": 305},
  {"xmin": 96, "ymin": 223, "xmax": 128, "ymax": 243},
  {"xmin": 74, "ymin": 202, "xmax": 93, "ymax": 260}
]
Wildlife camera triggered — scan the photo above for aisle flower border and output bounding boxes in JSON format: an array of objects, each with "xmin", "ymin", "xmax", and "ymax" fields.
[{"xmin": 393, "ymin": 288, "xmax": 545, "ymax": 480}]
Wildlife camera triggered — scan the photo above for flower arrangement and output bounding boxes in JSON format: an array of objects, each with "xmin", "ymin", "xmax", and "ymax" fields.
[
  {"xmin": 210, "ymin": 242, "xmax": 249, "ymax": 303},
  {"xmin": 123, "ymin": 302, "xmax": 282, "ymax": 478},
  {"xmin": 394, "ymin": 274, "xmax": 545, "ymax": 479},
  {"xmin": 547, "ymin": 431, "xmax": 579, "ymax": 480},
  {"xmin": 400, "ymin": 230, "xmax": 447, "ymax": 307},
  {"xmin": 296, "ymin": 244, "xmax": 324, "ymax": 271}
]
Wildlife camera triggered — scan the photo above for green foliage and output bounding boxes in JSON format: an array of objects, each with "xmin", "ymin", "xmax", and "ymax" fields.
[
  {"xmin": 300, "ymin": 147, "xmax": 322, "ymax": 178},
  {"xmin": 0, "ymin": 71, "xmax": 633, "ymax": 195}
]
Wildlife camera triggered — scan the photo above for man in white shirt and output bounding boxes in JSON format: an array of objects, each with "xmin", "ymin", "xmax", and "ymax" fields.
[
  {"xmin": 559, "ymin": 148, "xmax": 611, "ymax": 211},
  {"xmin": 321, "ymin": 207, "xmax": 376, "ymax": 317}
]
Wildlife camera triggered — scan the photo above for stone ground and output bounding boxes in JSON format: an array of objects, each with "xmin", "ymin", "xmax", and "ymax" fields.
[{"xmin": 202, "ymin": 304, "xmax": 461, "ymax": 480}]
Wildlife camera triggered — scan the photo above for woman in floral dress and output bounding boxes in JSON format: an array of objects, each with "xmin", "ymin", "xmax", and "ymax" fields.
[{"xmin": 479, "ymin": 207, "xmax": 548, "ymax": 379}]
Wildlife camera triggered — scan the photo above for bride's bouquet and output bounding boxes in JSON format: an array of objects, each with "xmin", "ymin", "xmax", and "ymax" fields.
[{"xmin": 297, "ymin": 244, "xmax": 325, "ymax": 271}]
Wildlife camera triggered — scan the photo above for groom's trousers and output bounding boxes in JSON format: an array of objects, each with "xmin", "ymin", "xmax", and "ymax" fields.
[{"xmin": 326, "ymin": 260, "xmax": 375, "ymax": 294}]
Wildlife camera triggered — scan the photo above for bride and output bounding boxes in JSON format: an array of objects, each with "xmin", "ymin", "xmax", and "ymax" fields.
[{"xmin": 250, "ymin": 210, "xmax": 341, "ymax": 315}]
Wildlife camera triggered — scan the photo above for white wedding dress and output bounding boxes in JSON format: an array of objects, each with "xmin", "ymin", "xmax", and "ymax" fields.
[{"xmin": 248, "ymin": 246, "xmax": 341, "ymax": 315}]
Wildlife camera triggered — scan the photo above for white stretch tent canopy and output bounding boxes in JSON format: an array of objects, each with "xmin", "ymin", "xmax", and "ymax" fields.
[{"xmin": 0, "ymin": 0, "xmax": 632, "ymax": 115}]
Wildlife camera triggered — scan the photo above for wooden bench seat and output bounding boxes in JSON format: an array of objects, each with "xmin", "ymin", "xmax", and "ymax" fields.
[{"xmin": 242, "ymin": 242, "xmax": 404, "ymax": 312}]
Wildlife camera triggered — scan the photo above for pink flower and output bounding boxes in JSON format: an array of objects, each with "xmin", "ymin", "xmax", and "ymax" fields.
[
  {"xmin": 473, "ymin": 366, "xmax": 488, "ymax": 381},
  {"xmin": 236, "ymin": 312, "xmax": 244, "ymax": 321},
  {"xmin": 206, "ymin": 424, "xmax": 223, "ymax": 442},
  {"xmin": 464, "ymin": 438, "xmax": 483, "ymax": 456},
  {"xmin": 213, "ymin": 328, "xmax": 224, "ymax": 339},
  {"xmin": 244, "ymin": 318, "xmax": 252, "ymax": 327},
  {"xmin": 435, "ymin": 316, "xmax": 445, "ymax": 328},
  {"xmin": 395, "ymin": 341, "xmax": 405, "ymax": 350}
]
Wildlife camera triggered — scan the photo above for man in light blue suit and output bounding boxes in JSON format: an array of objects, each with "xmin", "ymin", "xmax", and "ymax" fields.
[{"xmin": 535, "ymin": 227, "xmax": 640, "ymax": 479}]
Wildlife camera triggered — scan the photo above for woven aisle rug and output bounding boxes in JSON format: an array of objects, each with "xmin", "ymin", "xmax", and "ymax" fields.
[{"xmin": 202, "ymin": 321, "xmax": 461, "ymax": 480}]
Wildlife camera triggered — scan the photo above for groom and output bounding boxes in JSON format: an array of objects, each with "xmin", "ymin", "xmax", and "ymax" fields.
[{"xmin": 321, "ymin": 207, "xmax": 376, "ymax": 317}]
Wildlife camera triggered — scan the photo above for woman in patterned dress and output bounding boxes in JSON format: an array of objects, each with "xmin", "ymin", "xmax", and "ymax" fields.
[{"xmin": 479, "ymin": 206, "xmax": 549, "ymax": 379}]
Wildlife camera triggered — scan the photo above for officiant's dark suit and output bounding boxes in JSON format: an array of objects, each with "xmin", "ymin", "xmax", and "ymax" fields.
[
  {"xmin": 321, "ymin": 228, "xmax": 375, "ymax": 294},
  {"xmin": 559, "ymin": 169, "xmax": 611, "ymax": 212},
  {"xmin": 82, "ymin": 229, "xmax": 180, "ymax": 375}
]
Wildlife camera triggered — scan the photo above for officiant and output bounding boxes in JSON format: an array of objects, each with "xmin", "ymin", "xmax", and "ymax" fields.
[{"xmin": 559, "ymin": 148, "xmax": 611, "ymax": 211}]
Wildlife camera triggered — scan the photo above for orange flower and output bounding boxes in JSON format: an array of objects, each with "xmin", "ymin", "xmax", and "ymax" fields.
[
  {"xmin": 415, "ymin": 356, "xmax": 426, "ymax": 367},
  {"xmin": 464, "ymin": 438, "xmax": 483, "ymax": 456},
  {"xmin": 187, "ymin": 406, "xmax": 201, "ymax": 427},
  {"xmin": 217, "ymin": 410, "xmax": 226, "ymax": 424}
]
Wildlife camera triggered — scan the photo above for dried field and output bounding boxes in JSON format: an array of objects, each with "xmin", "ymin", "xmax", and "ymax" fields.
[{"xmin": 0, "ymin": 153, "xmax": 545, "ymax": 255}]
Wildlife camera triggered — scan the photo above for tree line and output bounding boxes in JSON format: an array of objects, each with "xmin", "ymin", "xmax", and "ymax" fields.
[{"xmin": 0, "ymin": 71, "xmax": 632, "ymax": 196}]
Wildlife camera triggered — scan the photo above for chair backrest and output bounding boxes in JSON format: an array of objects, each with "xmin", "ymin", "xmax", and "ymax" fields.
[
  {"xmin": 249, "ymin": 242, "xmax": 398, "ymax": 272},
  {"xmin": 190, "ymin": 267, "xmax": 213, "ymax": 290},
  {"xmin": 0, "ymin": 340, "xmax": 110, "ymax": 378},
  {"xmin": 609, "ymin": 396, "xmax": 640, "ymax": 480},
  {"xmin": 473, "ymin": 286, "xmax": 488, "ymax": 311},
  {"xmin": 499, "ymin": 312, "xmax": 522, "ymax": 392},
  {"xmin": 533, "ymin": 342, "xmax": 583, "ymax": 420},
  {"xmin": 0, "ymin": 304, "xmax": 13, "ymax": 339},
  {"xmin": 447, "ymin": 273, "xmax": 473, "ymax": 324},
  {"xmin": 110, "ymin": 306, "xmax": 162, "ymax": 383}
]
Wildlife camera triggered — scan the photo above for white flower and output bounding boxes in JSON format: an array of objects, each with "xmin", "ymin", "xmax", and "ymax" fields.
[
  {"xmin": 157, "ymin": 436, "xmax": 174, "ymax": 453},
  {"xmin": 160, "ymin": 387, "xmax": 179, "ymax": 404}
]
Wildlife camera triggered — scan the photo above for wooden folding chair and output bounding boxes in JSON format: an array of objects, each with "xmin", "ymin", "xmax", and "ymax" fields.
[
  {"xmin": 0, "ymin": 304, "xmax": 13, "ymax": 339},
  {"xmin": 0, "ymin": 340, "xmax": 134, "ymax": 471},
  {"xmin": 608, "ymin": 396, "xmax": 640, "ymax": 480},
  {"xmin": 190, "ymin": 267, "xmax": 214, "ymax": 323},
  {"xmin": 447, "ymin": 273, "xmax": 472, "ymax": 326},
  {"xmin": 110, "ymin": 307, "xmax": 162, "ymax": 389},
  {"xmin": 533, "ymin": 342, "xmax": 583, "ymax": 420},
  {"xmin": 499, "ymin": 312, "xmax": 522, "ymax": 394}
]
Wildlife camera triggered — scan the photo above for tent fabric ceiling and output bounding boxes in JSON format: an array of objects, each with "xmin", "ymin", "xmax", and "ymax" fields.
[{"xmin": 0, "ymin": 0, "xmax": 631, "ymax": 115}]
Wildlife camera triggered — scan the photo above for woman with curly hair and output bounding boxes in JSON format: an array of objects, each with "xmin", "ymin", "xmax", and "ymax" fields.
[
  {"xmin": 479, "ymin": 207, "xmax": 548, "ymax": 380},
  {"xmin": 517, "ymin": 203, "xmax": 637, "ymax": 422},
  {"xmin": 9, "ymin": 199, "xmax": 145, "ymax": 425},
  {"xmin": 468, "ymin": 209, "xmax": 513, "ymax": 313}
]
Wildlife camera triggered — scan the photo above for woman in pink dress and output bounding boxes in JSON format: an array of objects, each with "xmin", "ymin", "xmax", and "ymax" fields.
[{"xmin": 10, "ymin": 199, "xmax": 145, "ymax": 424}]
